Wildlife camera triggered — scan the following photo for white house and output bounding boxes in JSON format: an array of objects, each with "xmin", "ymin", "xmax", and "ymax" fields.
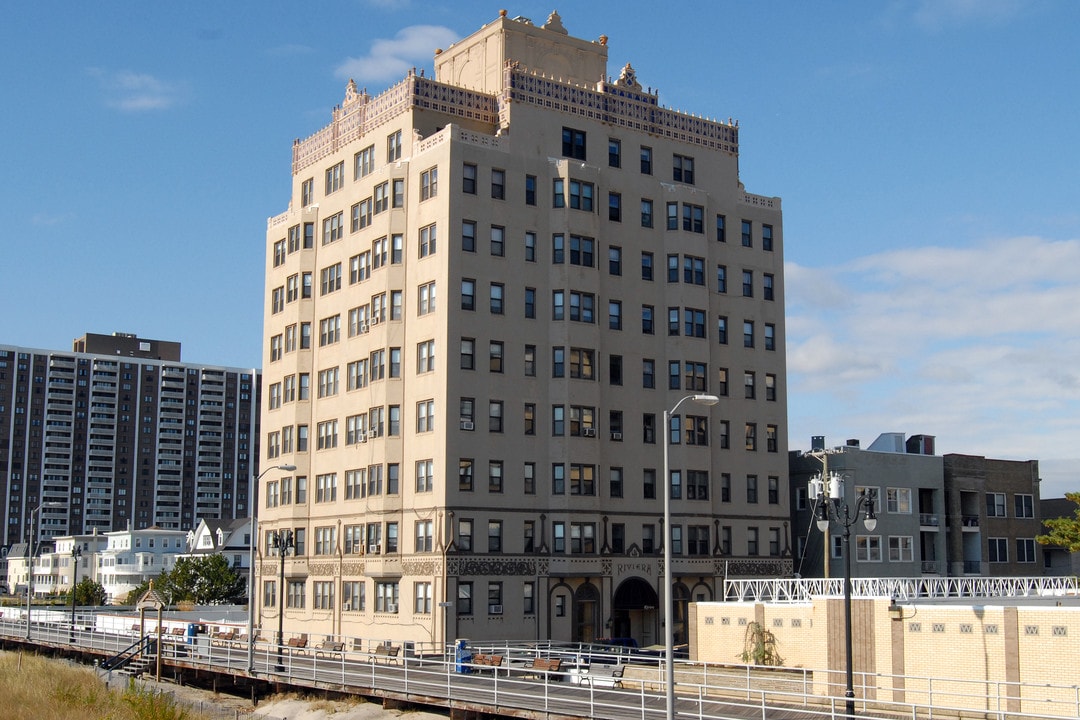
[{"xmin": 97, "ymin": 526, "xmax": 189, "ymax": 603}]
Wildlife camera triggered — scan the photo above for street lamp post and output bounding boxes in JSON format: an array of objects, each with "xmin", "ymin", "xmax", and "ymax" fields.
[
  {"xmin": 25, "ymin": 501, "xmax": 63, "ymax": 640},
  {"xmin": 247, "ymin": 464, "xmax": 295, "ymax": 673},
  {"xmin": 810, "ymin": 472, "xmax": 877, "ymax": 718},
  {"xmin": 271, "ymin": 528, "xmax": 295, "ymax": 672},
  {"xmin": 663, "ymin": 393, "xmax": 719, "ymax": 720},
  {"xmin": 69, "ymin": 544, "xmax": 82, "ymax": 642}
]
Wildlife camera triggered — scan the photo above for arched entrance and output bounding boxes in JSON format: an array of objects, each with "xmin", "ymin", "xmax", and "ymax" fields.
[
  {"xmin": 573, "ymin": 582, "xmax": 600, "ymax": 643},
  {"xmin": 612, "ymin": 577, "xmax": 660, "ymax": 648}
]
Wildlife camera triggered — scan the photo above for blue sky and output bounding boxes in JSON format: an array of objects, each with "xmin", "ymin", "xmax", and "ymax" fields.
[{"xmin": 3, "ymin": 1, "xmax": 1078, "ymax": 497}]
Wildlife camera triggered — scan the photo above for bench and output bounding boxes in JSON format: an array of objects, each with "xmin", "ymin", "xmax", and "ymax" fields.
[
  {"xmin": 374, "ymin": 644, "xmax": 400, "ymax": 664},
  {"xmin": 471, "ymin": 654, "xmax": 504, "ymax": 673},
  {"xmin": 211, "ymin": 630, "xmax": 237, "ymax": 646},
  {"xmin": 286, "ymin": 636, "xmax": 309, "ymax": 654},
  {"xmin": 580, "ymin": 664, "xmax": 624, "ymax": 688},
  {"xmin": 315, "ymin": 640, "xmax": 345, "ymax": 658},
  {"xmin": 518, "ymin": 657, "xmax": 562, "ymax": 679}
]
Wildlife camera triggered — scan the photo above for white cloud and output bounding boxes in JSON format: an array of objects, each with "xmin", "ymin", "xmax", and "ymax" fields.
[
  {"xmin": 334, "ymin": 25, "xmax": 459, "ymax": 83},
  {"xmin": 87, "ymin": 68, "xmax": 184, "ymax": 112},
  {"xmin": 910, "ymin": 0, "xmax": 1025, "ymax": 32},
  {"xmin": 787, "ymin": 235, "xmax": 1080, "ymax": 477}
]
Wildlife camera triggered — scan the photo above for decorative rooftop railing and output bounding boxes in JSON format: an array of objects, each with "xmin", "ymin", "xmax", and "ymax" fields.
[{"xmin": 724, "ymin": 575, "xmax": 1080, "ymax": 602}]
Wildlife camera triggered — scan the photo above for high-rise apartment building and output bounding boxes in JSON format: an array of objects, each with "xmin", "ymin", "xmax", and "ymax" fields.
[
  {"xmin": 259, "ymin": 11, "xmax": 787, "ymax": 648},
  {"xmin": 0, "ymin": 333, "xmax": 260, "ymax": 545}
]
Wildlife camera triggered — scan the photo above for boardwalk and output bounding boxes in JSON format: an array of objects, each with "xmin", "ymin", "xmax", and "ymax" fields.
[{"xmin": 1, "ymin": 617, "xmax": 1075, "ymax": 720}]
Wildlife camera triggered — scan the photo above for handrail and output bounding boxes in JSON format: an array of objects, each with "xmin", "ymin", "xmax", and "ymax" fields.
[{"xmin": 100, "ymin": 634, "xmax": 155, "ymax": 672}]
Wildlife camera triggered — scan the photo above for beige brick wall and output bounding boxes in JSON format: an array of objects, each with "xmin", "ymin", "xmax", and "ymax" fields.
[{"xmin": 692, "ymin": 598, "xmax": 1080, "ymax": 715}]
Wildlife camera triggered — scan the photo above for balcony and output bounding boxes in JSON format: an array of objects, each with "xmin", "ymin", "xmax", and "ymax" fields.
[
  {"xmin": 963, "ymin": 560, "xmax": 981, "ymax": 574},
  {"xmin": 919, "ymin": 513, "xmax": 939, "ymax": 528}
]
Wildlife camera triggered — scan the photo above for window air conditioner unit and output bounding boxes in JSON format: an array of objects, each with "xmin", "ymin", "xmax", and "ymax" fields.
[
  {"xmin": 488, "ymin": 604, "xmax": 503, "ymax": 614},
  {"xmin": 460, "ymin": 420, "xmax": 474, "ymax": 431},
  {"xmin": 370, "ymin": 316, "xmax": 380, "ymax": 325},
  {"xmin": 386, "ymin": 603, "xmax": 397, "ymax": 613},
  {"xmin": 583, "ymin": 428, "xmax": 596, "ymax": 437},
  {"xmin": 368, "ymin": 429, "xmax": 380, "ymax": 439},
  {"xmin": 368, "ymin": 544, "xmax": 381, "ymax": 555},
  {"xmin": 358, "ymin": 434, "xmax": 367, "ymax": 443},
  {"xmin": 610, "ymin": 431, "xmax": 623, "ymax": 441},
  {"xmin": 358, "ymin": 324, "xmax": 369, "ymax": 334}
]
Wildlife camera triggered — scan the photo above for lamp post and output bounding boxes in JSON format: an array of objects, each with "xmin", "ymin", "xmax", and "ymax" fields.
[
  {"xmin": 663, "ymin": 393, "xmax": 719, "ymax": 720},
  {"xmin": 247, "ymin": 464, "xmax": 295, "ymax": 673},
  {"xmin": 270, "ymin": 528, "xmax": 295, "ymax": 672},
  {"xmin": 810, "ymin": 472, "xmax": 877, "ymax": 718},
  {"xmin": 69, "ymin": 544, "xmax": 82, "ymax": 642},
  {"xmin": 25, "ymin": 501, "xmax": 64, "ymax": 640}
]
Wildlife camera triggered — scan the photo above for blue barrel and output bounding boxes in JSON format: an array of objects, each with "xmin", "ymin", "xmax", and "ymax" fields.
[{"xmin": 455, "ymin": 638, "xmax": 472, "ymax": 673}]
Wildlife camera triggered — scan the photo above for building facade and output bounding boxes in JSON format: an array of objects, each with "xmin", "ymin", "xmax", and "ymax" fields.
[
  {"xmin": 0, "ymin": 333, "xmax": 260, "ymax": 549},
  {"xmin": 96, "ymin": 526, "xmax": 189, "ymax": 602},
  {"xmin": 791, "ymin": 434, "xmax": 947, "ymax": 579},
  {"xmin": 259, "ymin": 10, "xmax": 788, "ymax": 649},
  {"xmin": 790, "ymin": 434, "xmax": 1042, "ymax": 578}
]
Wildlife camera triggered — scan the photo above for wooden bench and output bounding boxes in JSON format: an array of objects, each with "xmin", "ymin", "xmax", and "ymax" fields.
[
  {"xmin": 471, "ymin": 654, "xmax": 504, "ymax": 673},
  {"xmin": 211, "ymin": 630, "xmax": 237, "ymax": 646},
  {"xmin": 373, "ymin": 644, "xmax": 400, "ymax": 664},
  {"xmin": 315, "ymin": 640, "xmax": 345, "ymax": 658},
  {"xmin": 518, "ymin": 657, "xmax": 562, "ymax": 679},
  {"xmin": 286, "ymin": 636, "xmax": 308, "ymax": 654},
  {"xmin": 580, "ymin": 664, "xmax": 624, "ymax": 688}
]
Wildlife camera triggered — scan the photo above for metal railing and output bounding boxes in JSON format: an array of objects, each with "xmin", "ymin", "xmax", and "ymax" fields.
[{"xmin": 2, "ymin": 618, "xmax": 1078, "ymax": 720}]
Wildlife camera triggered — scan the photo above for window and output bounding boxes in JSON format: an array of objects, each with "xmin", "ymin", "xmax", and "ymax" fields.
[
  {"xmin": 609, "ymin": 246, "xmax": 622, "ymax": 275},
  {"xmin": 1014, "ymin": 494, "xmax": 1034, "ymax": 518},
  {"xmin": 355, "ymin": 145, "xmax": 375, "ymax": 178},
  {"xmin": 746, "ymin": 475, "xmax": 758, "ymax": 503},
  {"xmin": 488, "ymin": 400, "xmax": 504, "ymax": 433},
  {"xmin": 415, "ymin": 520, "xmax": 433, "ymax": 552},
  {"xmin": 887, "ymin": 488, "xmax": 912, "ymax": 513},
  {"xmin": 767, "ymin": 426, "xmax": 778, "ymax": 453},
  {"xmin": 763, "ymin": 224, "xmax": 774, "ymax": 251},
  {"xmin": 420, "ymin": 166, "xmax": 438, "ymax": 200},
  {"xmin": 570, "ymin": 523, "xmax": 596, "ymax": 554},
  {"xmin": 489, "ymin": 282, "xmax": 504, "ymax": 314},
  {"xmin": 323, "ymin": 212, "xmax": 344, "ymax": 244},
  {"xmin": 640, "ymin": 146, "xmax": 652, "ymax": 174},
  {"xmin": 987, "ymin": 492, "xmax": 1007, "ymax": 517},
  {"xmin": 667, "ymin": 202, "xmax": 678, "ymax": 230},
  {"xmin": 417, "ymin": 339, "xmax": 435, "ymax": 373},
  {"xmin": 684, "ymin": 308, "xmax": 706, "ymax": 337},
  {"xmin": 524, "ymin": 345, "xmax": 536, "ymax": 376},
  {"xmin": 642, "ymin": 524, "xmax": 655, "ymax": 554},
  {"xmin": 386, "ymin": 130, "xmax": 402, "ymax": 161},
  {"xmin": 562, "ymin": 127, "xmax": 586, "ymax": 159},
  {"xmin": 642, "ymin": 251, "xmax": 654, "ymax": 280},
  {"xmin": 314, "ymin": 525, "xmax": 336, "ymax": 553},
  {"xmin": 569, "ymin": 290, "xmax": 594, "ymax": 322},
  {"xmin": 525, "ymin": 174, "xmax": 537, "ymax": 205},
  {"xmin": 683, "ymin": 256, "xmax": 705, "ymax": 285},
  {"xmin": 458, "ymin": 460, "xmax": 474, "ymax": 492},
  {"xmin": 642, "ymin": 359, "xmax": 655, "ymax": 388},
  {"xmin": 488, "ymin": 582, "xmax": 503, "ymax": 614},
  {"xmin": 609, "ymin": 300, "xmax": 622, "ymax": 330},
  {"xmin": 462, "ymin": 163, "xmax": 476, "ymax": 194},
  {"xmin": 525, "ymin": 287, "xmax": 536, "ymax": 319},
  {"xmin": 317, "ymin": 367, "xmax": 339, "ymax": 398},
  {"xmin": 766, "ymin": 373, "xmax": 777, "ymax": 401},
  {"xmin": 682, "ymin": 203, "xmax": 704, "ymax": 233},
  {"xmin": 673, "ymin": 154, "xmax": 694, "ymax": 184},
  {"xmin": 319, "ymin": 316, "xmax": 340, "ymax": 346},
  {"xmin": 461, "ymin": 279, "xmax": 475, "ymax": 310},
  {"xmin": 460, "ymin": 338, "xmax": 475, "ymax": 369},
  {"xmin": 461, "ymin": 220, "xmax": 476, "ymax": 252},
  {"xmin": 455, "ymin": 578, "xmax": 473, "ymax": 613},
  {"xmin": 414, "ymin": 582, "xmax": 432, "ymax": 614},
  {"xmin": 418, "ymin": 281, "xmax": 436, "ymax": 316},
  {"xmin": 609, "ymin": 192, "xmax": 621, "ymax": 221},
  {"xmin": 1016, "ymin": 538, "xmax": 1036, "ymax": 563},
  {"xmin": 456, "ymin": 519, "xmax": 474, "ymax": 552},
  {"xmin": 744, "ymin": 371, "xmax": 756, "ymax": 399},
  {"xmin": 608, "ymin": 138, "xmax": 621, "ymax": 167},
  {"xmin": 375, "ymin": 581, "xmax": 398, "ymax": 613},
  {"xmin": 988, "ymin": 537, "xmax": 1009, "ymax": 562},
  {"xmin": 491, "ymin": 169, "xmax": 505, "ymax": 199},
  {"xmin": 320, "ymin": 263, "xmax": 342, "ymax": 295},
  {"xmin": 717, "ymin": 316, "xmax": 728, "ymax": 344},
  {"xmin": 419, "ymin": 224, "xmax": 437, "ymax": 257},
  {"xmin": 524, "ymin": 462, "xmax": 536, "ymax": 494},
  {"xmin": 747, "ymin": 527, "xmax": 759, "ymax": 556},
  {"xmin": 523, "ymin": 403, "xmax": 536, "ymax": 435},
  {"xmin": 416, "ymin": 459, "xmax": 434, "ymax": 492},
  {"xmin": 273, "ymin": 239, "xmax": 286, "ymax": 267},
  {"xmin": 271, "ymin": 287, "xmax": 284, "ymax": 314},
  {"xmin": 325, "ymin": 161, "xmax": 344, "ymax": 194},
  {"xmin": 488, "ymin": 520, "xmax": 503, "ymax": 551},
  {"xmin": 569, "ymin": 348, "xmax": 594, "ymax": 379},
  {"xmin": 569, "ymin": 235, "xmax": 594, "ymax": 266},
  {"xmin": 350, "ymin": 252, "xmax": 371, "ymax": 283},
  {"xmin": 316, "ymin": 420, "xmax": 338, "ymax": 450},
  {"xmin": 764, "ymin": 273, "xmax": 775, "ymax": 300},
  {"xmin": 856, "ymin": 536, "xmax": 882, "ymax": 562},
  {"xmin": 524, "ymin": 231, "xmax": 536, "ymax": 261},
  {"xmin": 568, "ymin": 181, "xmax": 594, "ymax": 211},
  {"xmin": 641, "ymin": 199, "xmax": 654, "ymax": 228},
  {"xmin": 741, "ymin": 220, "xmax": 752, "ymax": 247},
  {"xmin": 889, "ymin": 536, "xmax": 914, "ymax": 562},
  {"xmin": 287, "ymin": 580, "xmax": 306, "ymax": 608},
  {"xmin": 553, "ymin": 178, "xmax": 565, "ymax": 208},
  {"xmin": 609, "ymin": 467, "xmax": 624, "ymax": 498},
  {"xmin": 490, "ymin": 225, "xmax": 505, "ymax": 256},
  {"xmin": 642, "ymin": 305, "xmax": 654, "ymax": 334},
  {"xmin": 301, "ymin": 178, "xmax": 314, "ymax": 206},
  {"xmin": 765, "ymin": 324, "xmax": 776, "ymax": 351},
  {"xmin": 744, "ymin": 320, "xmax": 754, "ymax": 348},
  {"xmin": 416, "ymin": 399, "xmax": 435, "ymax": 433},
  {"xmin": 745, "ymin": 423, "xmax": 757, "ymax": 451}
]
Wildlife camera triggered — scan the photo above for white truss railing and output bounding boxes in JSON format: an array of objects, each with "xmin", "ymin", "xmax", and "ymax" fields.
[{"xmin": 724, "ymin": 576, "xmax": 1080, "ymax": 602}]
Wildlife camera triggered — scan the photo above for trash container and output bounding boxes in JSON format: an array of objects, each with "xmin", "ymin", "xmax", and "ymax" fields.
[
  {"xmin": 185, "ymin": 623, "xmax": 197, "ymax": 645},
  {"xmin": 455, "ymin": 638, "xmax": 472, "ymax": 674}
]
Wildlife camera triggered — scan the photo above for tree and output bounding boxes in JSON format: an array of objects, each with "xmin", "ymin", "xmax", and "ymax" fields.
[
  {"xmin": 1037, "ymin": 492, "xmax": 1080, "ymax": 552},
  {"xmin": 740, "ymin": 621, "xmax": 783, "ymax": 666},
  {"xmin": 164, "ymin": 554, "xmax": 246, "ymax": 606},
  {"xmin": 68, "ymin": 578, "xmax": 107, "ymax": 606}
]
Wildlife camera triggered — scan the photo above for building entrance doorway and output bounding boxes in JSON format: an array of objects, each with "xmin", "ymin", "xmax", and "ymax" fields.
[{"xmin": 611, "ymin": 577, "xmax": 660, "ymax": 648}]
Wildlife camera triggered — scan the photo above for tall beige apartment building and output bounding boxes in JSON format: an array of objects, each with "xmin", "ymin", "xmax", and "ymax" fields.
[{"xmin": 259, "ymin": 10, "xmax": 788, "ymax": 650}]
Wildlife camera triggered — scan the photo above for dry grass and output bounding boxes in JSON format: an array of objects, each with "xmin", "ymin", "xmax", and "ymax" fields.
[{"xmin": 0, "ymin": 651, "xmax": 214, "ymax": 720}]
